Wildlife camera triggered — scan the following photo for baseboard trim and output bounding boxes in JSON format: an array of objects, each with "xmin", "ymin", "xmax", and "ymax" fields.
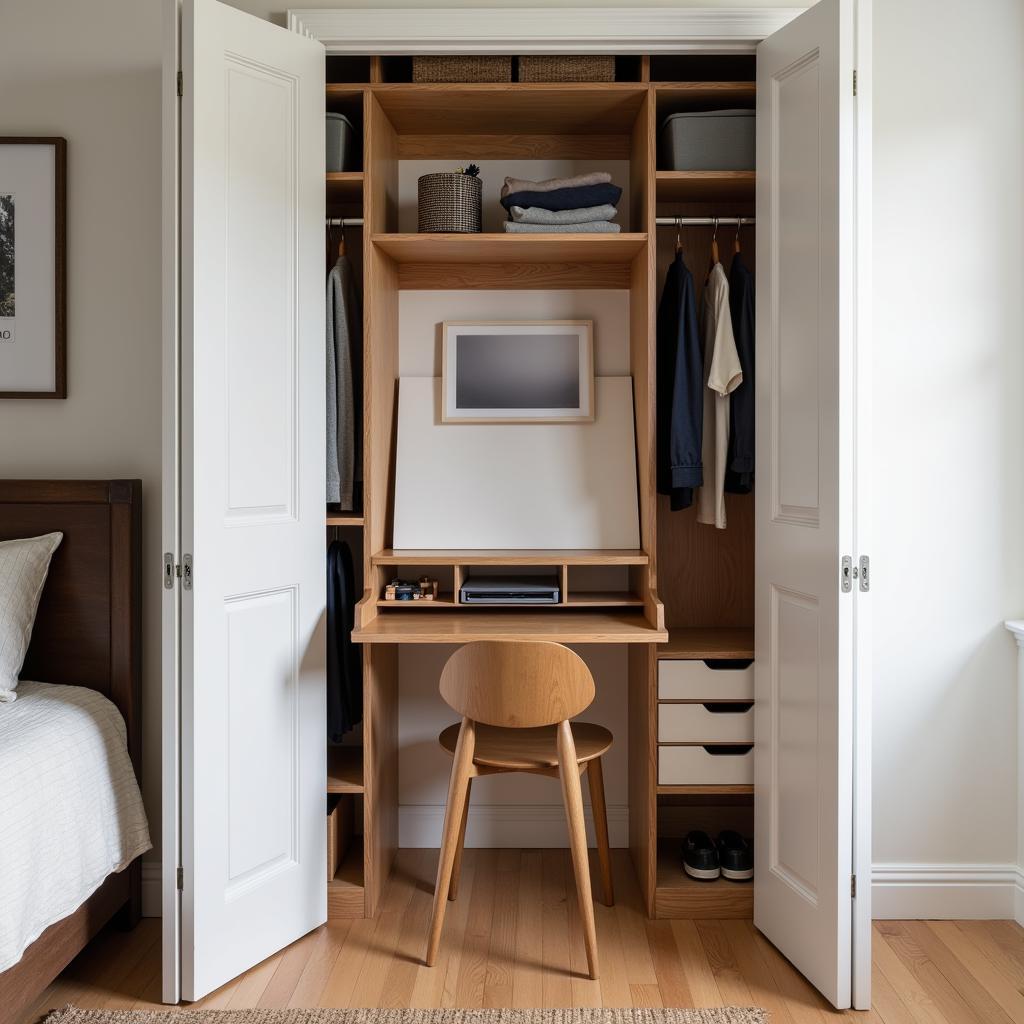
[
  {"xmin": 872, "ymin": 863, "xmax": 1024, "ymax": 920},
  {"xmin": 399, "ymin": 803, "xmax": 630, "ymax": 849}
]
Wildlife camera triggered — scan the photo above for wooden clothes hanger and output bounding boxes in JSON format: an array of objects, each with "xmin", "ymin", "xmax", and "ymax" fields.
[
  {"xmin": 709, "ymin": 216, "xmax": 720, "ymax": 268},
  {"xmin": 734, "ymin": 219, "xmax": 742, "ymax": 255},
  {"xmin": 674, "ymin": 217, "xmax": 683, "ymax": 255},
  {"xmin": 337, "ymin": 221, "xmax": 346, "ymax": 259}
]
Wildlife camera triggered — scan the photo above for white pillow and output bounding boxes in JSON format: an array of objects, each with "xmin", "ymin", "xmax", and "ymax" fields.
[{"xmin": 0, "ymin": 532, "xmax": 62, "ymax": 702}]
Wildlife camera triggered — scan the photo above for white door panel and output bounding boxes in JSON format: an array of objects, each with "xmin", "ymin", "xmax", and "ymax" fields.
[
  {"xmin": 170, "ymin": 0, "xmax": 326, "ymax": 1001},
  {"xmin": 755, "ymin": 0, "xmax": 863, "ymax": 1009}
]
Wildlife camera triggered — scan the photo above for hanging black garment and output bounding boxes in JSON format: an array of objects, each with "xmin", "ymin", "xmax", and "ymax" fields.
[
  {"xmin": 327, "ymin": 539, "xmax": 362, "ymax": 741},
  {"xmin": 725, "ymin": 252, "xmax": 755, "ymax": 494},
  {"xmin": 656, "ymin": 252, "xmax": 704, "ymax": 511}
]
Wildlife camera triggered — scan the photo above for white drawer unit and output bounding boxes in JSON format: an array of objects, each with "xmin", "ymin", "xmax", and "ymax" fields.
[
  {"xmin": 657, "ymin": 659, "xmax": 754, "ymax": 701},
  {"xmin": 658, "ymin": 701, "xmax": 754, "ymax": 744},
  {"xmin": 658, "ymin": 744, "xmax": 754, "ymax": 786}
]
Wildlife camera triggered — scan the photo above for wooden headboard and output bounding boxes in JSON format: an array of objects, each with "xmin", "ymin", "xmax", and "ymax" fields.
[{"xmin": 0, "ymin": 480, "xmax": 142, "ymax": 773}]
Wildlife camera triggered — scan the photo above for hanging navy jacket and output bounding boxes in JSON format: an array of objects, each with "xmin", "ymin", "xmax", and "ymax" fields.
[
  {"xmin": 327, "ymin": 539, "xmax": 362, "ymax": 741},
  {"xmin": 656, "ymin": 252, "xmax": 704, "ymax": 511},
  {"xmin": 725, "ymin": 253, "xmax": 755, "ymax": 494}
]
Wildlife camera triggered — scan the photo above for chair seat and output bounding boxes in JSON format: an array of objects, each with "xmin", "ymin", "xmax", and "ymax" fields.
[{"xmin": 438, "ymin": 721, "xmax": 613, "ymax": 771}]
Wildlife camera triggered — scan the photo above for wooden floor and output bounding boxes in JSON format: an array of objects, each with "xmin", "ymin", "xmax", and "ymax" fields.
[{"xmin": 20, "ymin": 849, "xmax": 1024, "ymax": 1024}]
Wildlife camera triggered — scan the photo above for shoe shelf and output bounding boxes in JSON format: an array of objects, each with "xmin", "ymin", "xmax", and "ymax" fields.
[{"xmin": 654, "ymin": 840, "xmax": 753, "ymax": 919}]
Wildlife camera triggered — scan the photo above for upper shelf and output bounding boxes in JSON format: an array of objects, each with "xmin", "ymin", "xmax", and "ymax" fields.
[
  {"xmin": 657, "ymin": 626, "xmax": 754, "ymax": 660},
  {"xmin": 371, "ymin": 83, "xmax": 647, "ymax": 136},
  {"xmin": 326, "ymin": 171, "xmax": 364, "ymax": 205},
  {"xmin": 352, "ymin": 609, "xmax": 667, "ymax": 645},
  {"xmin": 654, "ymin": 81, "xmax": 756, "ymax": 109},
  {"xmin": 373, "ymin": 549, "xmax": 649, "ymax": 566},
  {"xmin": 655, "ymin": 171, "xmax": 755, "ymax": 203},
  {"xmin": 372, "ymin": 233, "xmax": 648, "ymax": 265}
]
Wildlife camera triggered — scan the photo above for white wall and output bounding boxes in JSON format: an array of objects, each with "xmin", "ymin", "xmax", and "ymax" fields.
[{"xmin": 870, "ymin": 0, "xmax": 1024, "ymax": 916}]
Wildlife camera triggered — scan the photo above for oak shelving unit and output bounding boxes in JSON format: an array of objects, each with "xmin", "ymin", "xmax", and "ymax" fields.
[{"xmin": 324, "ymin": 54, "xmax": 755, "ymax": 921}]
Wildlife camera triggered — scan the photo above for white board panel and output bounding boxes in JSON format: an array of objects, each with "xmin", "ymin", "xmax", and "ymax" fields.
[{"xmin": 394, "ymin": 376, "xmax": 639, "ymax": 549}]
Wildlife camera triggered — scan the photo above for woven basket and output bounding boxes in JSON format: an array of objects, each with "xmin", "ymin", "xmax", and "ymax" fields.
[
  {"xmin": 413, "ymin": 55, "xmax": 513, "ymax": 83},
  {"xmin": 418, "ymin": 173, "xmax": 483, "ymax": 233},
  {"xmin": 517, "ymin": 55, "xmax": 616, "ymax": 82}
]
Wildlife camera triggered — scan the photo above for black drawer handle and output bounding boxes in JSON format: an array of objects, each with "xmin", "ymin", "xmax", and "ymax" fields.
[
  {"xmin": 702, "ymin": 744, "xmax": 754, "ymax": 756},
  {"xmin": 704, "ymin": 658, "xmax": 754, "ymax": 671},
  {"xmin": 702, "ymin": 702, "xmax": 754, "ymax": 714}
]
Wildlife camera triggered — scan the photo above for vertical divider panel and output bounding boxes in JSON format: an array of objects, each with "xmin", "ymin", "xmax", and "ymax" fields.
[
  {"xmin": 360, "ymin": 89, "xmax": 400, "ymax": 917},
  {"xmin": 627, "ymin": 85, "xmax": 659, "ymax": 916},
  {"xmin": 560, "ymin": 564, "xmax": 570, "ymax": 605}
]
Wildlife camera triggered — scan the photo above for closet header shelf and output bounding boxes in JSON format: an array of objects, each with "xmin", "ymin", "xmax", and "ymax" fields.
[
  {"xmin": 658, "ymin": 627, "xmax": 755, "ymax": 661},
  {"xmin": 351, "ymin": 609, "xmax": 668, "ymax": 644},
  {"xmin": 326, "ymin": 172, "xmax": 364, "ymax": 204},
  {"xmin": 654, "ymin": 81, "xmax": 757, "ymax": 108},
  {"xmin": 655, "ymin": 171, "xmax": 756, "ymax": 203}
]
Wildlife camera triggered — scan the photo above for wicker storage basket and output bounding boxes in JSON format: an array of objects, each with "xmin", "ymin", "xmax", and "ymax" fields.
[
  {"xmin": 413, "ymin": 55, "xmax": 512, "ymax": 83},
  {"xmin": 418, "ymin": 172, "xmax": 483, "ymax": 233},
  {"xmin": 517, "ymin": 55, "xmax": 616, "ymax": 82}
]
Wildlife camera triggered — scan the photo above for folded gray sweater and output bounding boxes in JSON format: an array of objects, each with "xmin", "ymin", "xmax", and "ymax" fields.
[
  {"xmin": 509, "ymin": 203, "xmax": 618, "ymax": 225},
  {"xmin": 503, "ymin": 220, "xmax": 621, "ymax": 233},
  {"xmin": 500, "ymin": 171, "xmax": 612, "ymax": 198}
]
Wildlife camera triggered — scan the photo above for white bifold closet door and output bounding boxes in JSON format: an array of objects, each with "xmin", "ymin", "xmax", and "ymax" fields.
[
  {"xmin": 754, "ymin": 0, "xmax": 870, "ymax": 1011},
  {"xmin": 163, "ymin": 0, "xmax": 327, "ymax": 1002}
]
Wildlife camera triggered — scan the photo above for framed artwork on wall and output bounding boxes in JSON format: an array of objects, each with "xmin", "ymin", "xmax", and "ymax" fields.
[
  {"xmin": 0, "ymin": 137, "xmax": 66, "ymax": 399},
  {"xmin": 441, "ymin": 319, "xmax": 594, "ymax": 423}
]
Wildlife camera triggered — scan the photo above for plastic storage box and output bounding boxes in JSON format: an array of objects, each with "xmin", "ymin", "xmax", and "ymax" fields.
[
  {"xmin": 326, "ymin": 113, "xmax": 355, "ymax": 172},
  {"xmin": 659, "ymin": 109, "xmax": 755, "ymax": 171}
]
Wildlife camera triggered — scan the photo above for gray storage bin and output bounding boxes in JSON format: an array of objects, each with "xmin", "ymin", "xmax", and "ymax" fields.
[
  {"xmin": 660, "ymin": 109, "xmax": 755, "ymax": 171},
  {"xmin": 326, "ymin": 113, "xmax": 356, "ymax": 172}
]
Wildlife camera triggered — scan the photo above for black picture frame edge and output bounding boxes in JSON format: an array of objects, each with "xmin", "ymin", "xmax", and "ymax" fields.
[{"xmin": 0, "ymin": 136, "xmax": 67, "ymax": 399}]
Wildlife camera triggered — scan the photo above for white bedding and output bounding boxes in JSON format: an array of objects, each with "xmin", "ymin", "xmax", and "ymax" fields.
[{"xmin": 0, "ymin": 681, "xmax": 152, "ymax": 971}]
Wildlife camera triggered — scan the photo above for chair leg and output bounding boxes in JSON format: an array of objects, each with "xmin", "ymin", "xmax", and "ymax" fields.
[
  {"xmin": 557, "ymin": 720, "xmax": 599, "ymax": 981},
  {"xmin": 425, "ymin": 717, "xmax": 475, "ymax": 967},
  {"xmin": 448, "ymin": 776, "xmax": 472, "ymax": 901},
  {"xmin": 587, "ymin": 757, "xmax": 615, "ymax": 907}
]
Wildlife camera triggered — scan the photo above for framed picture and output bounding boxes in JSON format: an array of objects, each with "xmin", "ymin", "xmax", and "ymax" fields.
[
  {"xmin": 0, "ymin": 138, "xmax": 66, "ymax": 399},
  {"xmin": 441, "ymin": 320, "xmax": 594, "ymax": 423}
]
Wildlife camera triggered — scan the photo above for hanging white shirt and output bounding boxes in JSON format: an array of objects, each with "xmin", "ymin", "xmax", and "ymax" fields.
[{"xmin": 696, "ymin": 262, "xmax": 743, "ymax": 528}]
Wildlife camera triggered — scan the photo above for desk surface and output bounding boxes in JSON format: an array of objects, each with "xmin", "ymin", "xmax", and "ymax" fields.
[{"xmin": 352, "ymin": 609, "xmax": 668, "ymax": 644}]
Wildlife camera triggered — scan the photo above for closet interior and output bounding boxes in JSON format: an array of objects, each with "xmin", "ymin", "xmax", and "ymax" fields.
[{"xmin": 323, "ymin": 53, "xmax": 756, "ymax": 922}]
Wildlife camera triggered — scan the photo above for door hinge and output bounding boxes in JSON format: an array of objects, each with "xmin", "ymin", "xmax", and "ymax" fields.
[
  {"xmin": 182, "ymin": 553, "xmax": 193, "ymax": 591},
  {"xmin": 176, "ymin": 866, "xmax": 184, "ymax": 891},
  {"xmin": 841, "ymin": 555, "xmax": 854, "ymax": 593},
  {"xmin": 852, "ymin": 69, "xmax": 858, "ymax": 96},
  {"xmin": 177, "ymin": 70, "xmax": 183, "ymax": 97},
  {"xmin": 163, "ymin": 552, "xmax": 176, "ymax": 590},
  {"xmin": 851, "ymin": 874, "xmax": 857, "ymax": 898},
  {"xmin": 858, "ymin": 555, "xmax": 870, "ymax": 592}
]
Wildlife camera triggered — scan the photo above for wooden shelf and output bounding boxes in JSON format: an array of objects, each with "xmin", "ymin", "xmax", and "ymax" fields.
[
  {"xmin": 658, "ymin": 627, "xmax": 754, "ymax": 660},
  {"xmin": 353, "ymin": 610, "xmax": 667, "ymax": 644},
  {"xmin": 328, "ymin": 843, "xmax": 365, "ymax": 919},
  {"xmin": 371, "ymin": 82, "xmax": 647, "ymax": 136},
  {"xmin": 657, "ymin": 784, "xmax": 754, "ymax": 796},
  {"xmin": 327, "ymin": 512, "xmax": 364, "ymax": 527},
  {"xmin": 373, "ymin": 548, "xmax": 649, "ymax": 566},
  {"xmin": 566, "ymin": 592, "xmax": 645, "ymax": 607},
  {"xmin": 378, "ymin": 594, "xmax": 459, "ymax": 609},
  {"xmin": 327, "ymin": 746, "xmax": 364, "ymax": 794},
  {"xmin": 654, "ymin": 81, "xmax": 757, "ymax": 108},
  {"xmin": 375, "ymin": 593, "xmax": 644, "ymax": 609},
  {"xmin": 654, "ymin": 840, "xmax": 753, "ymax": 919},
  {"xmin": 326, "ymin": 171, "xmax": 364, "ymax": 205},
  {"xmin": 655, "ymin": 171, "xmax": 755, "ymax": 202},
  {"xmin": 372, "ymin": 233, "xmax": 648, "ymax": 266}
]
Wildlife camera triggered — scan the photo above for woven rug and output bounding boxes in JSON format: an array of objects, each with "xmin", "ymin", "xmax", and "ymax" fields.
[{"xmin": 44, "ymin": 1009, "xmax": 768, "ymax": 1024}]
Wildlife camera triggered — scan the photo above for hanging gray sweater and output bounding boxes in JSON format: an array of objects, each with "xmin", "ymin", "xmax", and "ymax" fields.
[{"xmin": 326, "ymin": 255, "xmax": 361, "ymax": 509}]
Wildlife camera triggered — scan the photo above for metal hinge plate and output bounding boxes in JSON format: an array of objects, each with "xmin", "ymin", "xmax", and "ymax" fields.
[
  {"xmin": 859, "ymin": 555, "xmax": 870, "ymax": 592},
  {"xmin": 177, "ymin": 866, "xmax": 184, "ymax": 890},
  {"xmin": 851, "ymin": 874, "xmax": 857, "ymax": 898},
  {"xmin": 841, "ymin": 555, "xmax": 853, "ymax": 593},
  {"xmin": 177, "ymin": 70, "xmax": 183, "ymax": 97},
  {"xmin": 182, "ymin": 553, "xmax": 193, "ymax": 591},
  {"xmin": 163, "ymin": 552, "xmax": 176, "ymax": 590},
  {"xmin": 853, "ymin": 69, "xmax": 858, "ymax": 96}
]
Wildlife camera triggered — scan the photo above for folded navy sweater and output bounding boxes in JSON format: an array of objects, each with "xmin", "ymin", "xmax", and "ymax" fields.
[{"xmin": 500, "ymin": 182, "xmax": 622, "ymax": 214}]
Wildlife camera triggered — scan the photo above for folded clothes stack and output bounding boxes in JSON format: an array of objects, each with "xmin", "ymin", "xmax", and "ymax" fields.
[{"xmin": 499, "ymin": 171, "xmax": 623, "ymax": 233}]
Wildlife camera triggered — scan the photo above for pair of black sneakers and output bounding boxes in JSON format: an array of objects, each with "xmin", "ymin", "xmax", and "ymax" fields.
[{"xmin": 682, "ymin": 830, "xmax": 753, "ymax": 882}]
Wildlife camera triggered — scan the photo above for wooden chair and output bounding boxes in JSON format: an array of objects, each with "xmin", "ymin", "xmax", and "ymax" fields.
[{"xmin": 424, "ymin": 639, "xmax": 614, "ymax": 980}]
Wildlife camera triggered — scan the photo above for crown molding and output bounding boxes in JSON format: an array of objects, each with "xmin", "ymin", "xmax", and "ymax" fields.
[{"xmin": 287, "ymin": 7, "xmax": 803, "ymax": 55}]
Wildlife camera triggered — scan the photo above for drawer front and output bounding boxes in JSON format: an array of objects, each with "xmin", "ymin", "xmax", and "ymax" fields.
[
  {"xmin": 658, "ymin": 702, "xmax": 754, "ymax": 743},
  {"xmin": 658, "ymin": 744, "xmax": 754, "ymax": 786},
  {"xmin": 658, "ymin": 659, "xmax": 754, "ymax": 701}
]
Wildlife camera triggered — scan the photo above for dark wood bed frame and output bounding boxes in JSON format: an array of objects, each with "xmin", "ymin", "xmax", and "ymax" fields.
[{"xmin": 0, "ymin": 480, "xmax": 143, "ymax": 1024}]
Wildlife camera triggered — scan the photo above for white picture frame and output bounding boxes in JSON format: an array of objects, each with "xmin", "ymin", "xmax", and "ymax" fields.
[{"xmin": 441, "ymin": 319, "xmax": 594, "ymax": 423}]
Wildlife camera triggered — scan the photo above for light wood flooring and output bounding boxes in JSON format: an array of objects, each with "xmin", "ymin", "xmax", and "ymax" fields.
[{"xmin": 20, "ymin": 849, "xmax": 1024, "ymax": 1024}]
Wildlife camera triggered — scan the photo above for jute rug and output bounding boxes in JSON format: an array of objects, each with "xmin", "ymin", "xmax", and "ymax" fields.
[{"xmin": 43, "ymin": 1009, "xmax": 768, "ymax": 1024}]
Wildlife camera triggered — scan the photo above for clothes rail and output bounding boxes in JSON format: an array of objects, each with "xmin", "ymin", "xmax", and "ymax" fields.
[
  {"xmin": 655, "ymin": 217, "xmax": 754, "ymax": 226},
  {"xmin": 326, "ymin": 218, "xmax": 364, "ymax": 227}
]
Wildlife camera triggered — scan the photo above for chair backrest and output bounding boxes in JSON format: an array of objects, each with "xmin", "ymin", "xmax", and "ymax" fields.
[{"xmin": 439, "ymin": 640, "xmax": 595, "ymax": 728}]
